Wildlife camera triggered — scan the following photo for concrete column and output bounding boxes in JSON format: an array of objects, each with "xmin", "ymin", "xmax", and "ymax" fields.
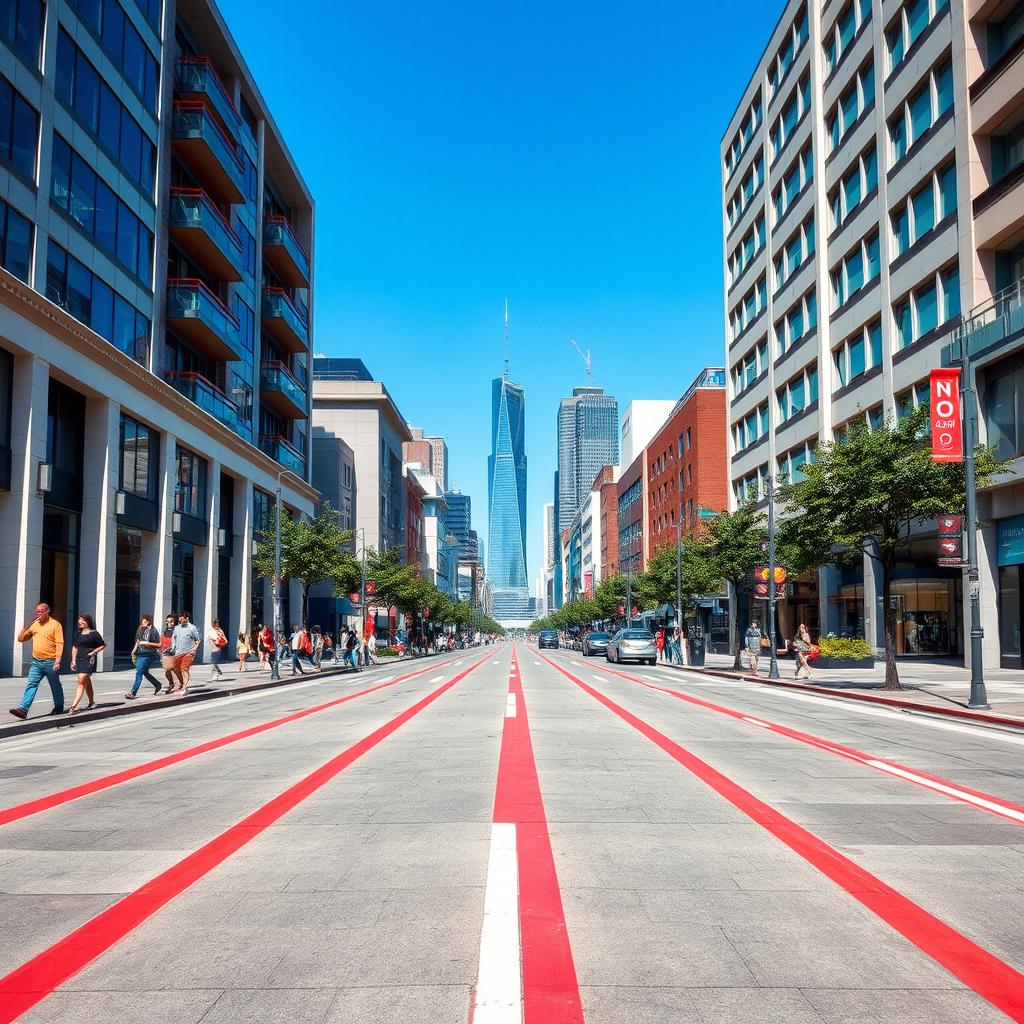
[
  {"xmin": 79, "ymin": 396, "xmax": 120, "ymax": 670},
  {"xmin": 146, "ymin": 431, "xmax": 176, "ymax": 624},
  {"xmin": 233, "ymin": 476, "xmax": 253, "ymax": 643},
  {"xmin": 819, "ymin": 565, "xmax": 842, "ymax": 637},
  {"xmin": 863, "ymin": 548, "xmax": 883, "ymax": 652},
  {"xmin": 193, "ymin": 459, "xmax": 221, "ymax": 659},
  {"xmin": 976, "ymin": 523, "xmax": 1000, "ymax": 671},
  {"xmin": 0, "ymin": 355, "xmax": 49, "ymax": 675}
]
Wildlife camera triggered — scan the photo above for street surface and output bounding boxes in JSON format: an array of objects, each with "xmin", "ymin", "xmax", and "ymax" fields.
[{"xmin": 1, "ymin": 643, "xmax": 1023, "ymax": 1023}]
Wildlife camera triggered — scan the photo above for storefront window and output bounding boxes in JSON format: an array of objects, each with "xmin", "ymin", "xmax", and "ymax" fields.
[
  {"xmin": 834, "ymin": 584, "xmax": 865, "ymax": 638},
  {"xmin": 999, "ymin": 565, "xmax": 1021, "ymax": 664},
  {"xmin": 892, "ymin": 578, "xmax": 955, "ymax": 655}
]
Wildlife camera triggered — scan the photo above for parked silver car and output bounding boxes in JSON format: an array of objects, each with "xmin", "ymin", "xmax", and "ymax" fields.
[{"xmin": 606, "ymin": 628, "xmax": 657, "ymax": 665}]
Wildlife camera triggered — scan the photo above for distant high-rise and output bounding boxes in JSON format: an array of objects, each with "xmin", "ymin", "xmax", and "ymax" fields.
[
  {"xmin": 487, "ymin": 372, "xmax": 529, "ymax": 620},
  {"xmin": 543, "ymin": 502, "xmax": 555, "ymax": 568},
  {"xmin": 557, "ymin": 387, "xmax": 619, "ymax": 528}
]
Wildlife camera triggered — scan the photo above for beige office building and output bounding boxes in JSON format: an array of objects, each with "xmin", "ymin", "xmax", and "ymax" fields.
[{"xmin": 722, "ymin": 0, "xmax": 1024, "ymax": 666}]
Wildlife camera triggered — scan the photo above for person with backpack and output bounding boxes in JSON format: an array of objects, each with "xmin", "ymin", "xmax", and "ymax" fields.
[
  {"xmin": 127, "ymin": 614, "xmax": 162, "ymax": 699},
  {"xmin": 288, "ymin": 624, "xmax": 306, "ymax": 676},
  {"xmin": 345, "ymin": 628, "xmax": 359, "ymax": 670},
  {"xmin": 206, "ymin": 620, "xmax": 228, "ymax": 679}
]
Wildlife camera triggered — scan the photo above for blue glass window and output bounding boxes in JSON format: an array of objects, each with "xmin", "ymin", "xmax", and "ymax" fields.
[
  {"xmin": 1, "ymin": 0, "xmax": 43, "ymax": 67},
  {"xmin": 0, "ymin": 75, "xmax": 38, "ymax": 180},
  {"xmin": 0, "ymin": 199, "xmax": 32, "ymax": 282}
]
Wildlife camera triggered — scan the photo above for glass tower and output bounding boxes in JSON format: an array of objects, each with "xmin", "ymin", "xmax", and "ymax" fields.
[
  {"xmin": 487, "ymin": 375, "xmax": 530, "ymax": 619},
  {"xmin": 557, "ymin": 387, "xmax": 619, "ymax": 527}
]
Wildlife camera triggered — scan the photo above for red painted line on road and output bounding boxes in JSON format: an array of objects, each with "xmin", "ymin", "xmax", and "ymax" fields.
[
  {"xmin": 0, "ymin": 656, "xmax": 463, "ymax": 829},
  {"xmin": 540, "ymin": 652, "xmax": 1024, "ymax": 1023},
  {"xmin": 577, "ymin": 655, "xmax": 1024, "ymax": 827},
  {"xmin": 0, "ymin": 652, "xmax": 490, "ymax": 1024},
  {"xmin": 495, "ymin": 646, "xmax": 582, "ymax": 1024}
]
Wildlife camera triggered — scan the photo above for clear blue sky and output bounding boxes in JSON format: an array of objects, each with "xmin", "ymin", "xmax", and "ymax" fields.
[{"xmin": 220, "ymin": 0, "xmax": 783, "ymax": 584}]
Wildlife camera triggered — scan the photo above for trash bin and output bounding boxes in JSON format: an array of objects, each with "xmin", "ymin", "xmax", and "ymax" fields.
[{"xmin": 687, "ymin": 628, "xmax": 706, "ymax": 667}]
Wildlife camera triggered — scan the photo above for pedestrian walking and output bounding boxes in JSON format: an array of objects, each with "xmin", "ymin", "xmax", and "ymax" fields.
[
  {"xmin": 166, "ymin": 612, "xmax": 201, "ymax": 695},
  {"xmin": 344, "ymin": 628, "xmax": 359, "ymax": 670},
  {"xmin": 277, "ymin": 631, "xmax": 289, "ymax": 667},
  {"xmin": 289, "ymin": 624, "xmax": 306, "ymax": 676},
  {"xmin": 744, "ymin": 620, "xmax": 763, "ymax": 676},
  {"xmin": 792, "ymin": 622, "xmax": 813, "ymax": 679},
  {"xmin": 322, "ymin": 634, "xmax": 334, "ymax": 663},
  {"xmin": 366, "ymin": 632, "xmax": 378, "ymax": 665},
  {"xmin": 68, "ymin": 614, "xmax": 106, "ymax": 714},
  {"xmin": 10, "ymin": 603, "xmax": 65, "ymax": 719},
  {"xmin": 655, "ymin": 628, "xmax": 666, "ymax": 662},
  {"xmin": 159, "ymin": 613, "xmax": 177, "ymax": 691},
  {"xmin": 206, "ymin": 620, "xmax": 228, "ymax": 679},
  {"xmin": 236, "ymin": 632, "xmax": 251, "ymax": 672},
  {"xmin": 312, "ymin": 626, "xmax": 323, "ymax": 668},
  {"xmin": 667, "ymin": 624, "xmax": 683, "ymax": 664},
  {"xmin": 126, "ymin": 614, "xmax": 162, "ymax": 699},
  {"xmin": 258, "ymin": 623, "xmax": 274, "ymax": 672}
]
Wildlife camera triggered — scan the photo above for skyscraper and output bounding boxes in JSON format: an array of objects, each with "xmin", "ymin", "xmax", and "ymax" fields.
[
  {"xmin": 487, "ymin": 372, "xmax": 529, "ymax": 620},
  {"xmin": 557, "ymin": 387, "xmax": 619, "ymax": 528}
]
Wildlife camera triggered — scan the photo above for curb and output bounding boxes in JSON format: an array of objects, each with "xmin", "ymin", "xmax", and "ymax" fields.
[
  {"xmin": 0, "ymin": 654, "xmax": 441, "ymax": 740},
  {"xmin": 663, "ymin": 662, "xmax": 1024, "ymax": 732}
]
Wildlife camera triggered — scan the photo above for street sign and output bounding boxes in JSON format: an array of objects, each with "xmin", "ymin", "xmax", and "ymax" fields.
[
  {"xmin": 365, "ymin": 580, "xmax": 376, "ymax": 596},
  {"xmin": 930, "ymin": 368, "xmax": 963, "ymax": 462},
  {"xmin": 754, "ymin": 581, "xmax": 786, "ymax": 600},
  {"xmin": 754, "ymin": 565, "xmax": 787, "ymax": 583},
  {"xmin": 937, "ymin": 514, "xmax": 963, "ymax": 563},
  {"xmin": 938, "ymin": 557, "xmax": 968, "ymax": 567}
]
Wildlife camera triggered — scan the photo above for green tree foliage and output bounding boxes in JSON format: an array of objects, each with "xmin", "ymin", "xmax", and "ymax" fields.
[
  {"xmin": 779, "ymin": 406, "xmax": 1006, "ymax": 690},
  {"xmin": 253, "ymin": 501, "xmax": 358, "ymax": 625}
]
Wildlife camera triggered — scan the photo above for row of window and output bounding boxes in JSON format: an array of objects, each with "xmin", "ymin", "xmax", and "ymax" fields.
[
  {"xmin": 724, "ymin": 96, "xmax": 762, "ymax": 181},
  {"xmin": 0, "ymin": 198, "xmax": 32, "ymax": 282},
  {"xmin": 728, "ymin": 215, "xmax": 765, "ymax": 287},
  {"xmin": 828, "ymin": 145, "xmax": 877, "ymax": 231},
  {"xmin": 827, "ymin": 60, "xmax": 875, "ymax": 154},
  {"xmin": 734, "ymin": 463, "xmax": 770, "ymax": 502},
  {"xmin": 50, "ymin": 133, "xmax": 154, "ymax": 285},
  {"xmin": 895, "ymin": 264, "xmax": 959, "ymax": 348},
  {"xmin": 778, "ymin": 440, "xmax": 814, "ymax": 483},
  {"xmin": 824, "ymin": 0, "xmax": 871, "ymax": 75},
  {"xmin": 891, "ymin": 163, "xmax": 955, "ymax": 257},
  {"xmin": 120, "ymin": 412, "xmax": 155, "ymax": 497},
  {"xmin": 729, "ymin": 275, "xmax": 767, "ymax": 341},
  {"xmin": 987, "ymin": 2, "xmax": 1024, "ymax": 67},
  {"xmin": 775, "ymin": 288, "xmax": 818, "ymax": 355},
  {"xmin": 768, "ymin": 5, "xmax": 808, "ymax": 99},
  {"xmin": 45, "ymin": 239, "xmax": 150, "ymax": 364},
  {"xmin": 69, "ymin": 0, "xmax": 160, "ymax": 112},
  {"xmin": 0, "ymin": 73, "xmax": 38, "ymax": 180},
  {"xmin": 774, "ymin": 214, "xmax": 814, "ymax": 292},
  {"xmin": 886, "ymin": 0, "xmax": 949, "ymax": 74},
  {"xmin": 833, "ymin": 319, "xmax": 883, "ymax": 387},
  {"xmin": 618, "ymin": 478, "xmax": 642, "ymax": 517},
  {"xmin": 831, "ymin": 231, "xmax": 880, "ymax": 308},
  {"xmin": 732, "ymin": 339, "xmax": 768, "ymax": 394},
  {"xmin": 890, "ymin": 59, "xmax": 952, "ymax": 164},
  {"xmin": 770, "ymin": 73, "xmax": 810, "ymax": 163},
  {"xmin": 772, "ymin": 144, "xmax": 813, "ymax": 226},
  {"xmin": 618, "ymin": 519, "xmax": 642, "ymax": 551},
  {"xmin": 777, "ymin": 363, "xmax": 819, "ymax": 421},
  {"xmin": 56, "ymin": 29, "xmax": 156, "ymax": 195},
  {"xmin": 733, "ymin": 402, "xmax": 769, "ymax": 452},
  {"xmin": 726, "ymin": 156, "xmax": 763, "ymax": 231},
  {"xmin": 1, "ymin": 0, "xmax": 42, "ymax": 67}
]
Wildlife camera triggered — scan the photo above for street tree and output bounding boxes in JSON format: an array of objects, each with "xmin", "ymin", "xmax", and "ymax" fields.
[
  {"xmin": 643, "ymin": 543, "xmax": 721, "ymax": 630},
  {"xmin": 253, "ymin": 501, "xmax": 358, "ymax": 626},
  {"xmin": 779, "ymin": 406, "xmax": 1006, "ymax": 690}
]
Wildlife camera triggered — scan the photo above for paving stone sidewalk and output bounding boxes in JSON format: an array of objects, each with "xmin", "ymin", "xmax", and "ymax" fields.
[{"xmin": 665, "ymin": 650, "xmax": 1024, "ymax": 726}]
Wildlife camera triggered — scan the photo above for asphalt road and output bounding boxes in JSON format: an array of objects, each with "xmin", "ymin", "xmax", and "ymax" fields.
[{"xmin": 1, "ymin": 642, "xmax": 1023, "ymax": 1023}]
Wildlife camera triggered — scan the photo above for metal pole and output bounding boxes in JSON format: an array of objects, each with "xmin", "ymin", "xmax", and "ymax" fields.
[
  {"xmin": 961, "ymin": 342, "xmax": 989, "ymax": 709},
  {"xmin": 270, "ymin": 477, "xmax": 282, "ymax": 680},
  {"xmin": 676, "ymin": 520, "xmax": 683, "ymax": 663},
  {"xmin": 625, "ymin": 565, "xmax": 632, "ymax": 629},
  {"xmin": 766, "ymin": 474, "xmax": 780, "ymax": 680}
]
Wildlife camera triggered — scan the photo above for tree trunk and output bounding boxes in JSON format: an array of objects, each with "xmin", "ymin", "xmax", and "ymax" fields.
[
  {"xmin": 732, "ymin": 580, "xmax": 743, "ymax": 670},
  {"xmin": 880, "ymin": 562, "xmax": 902, "ymax": 691},
  {"xmin": 301, "ymin": 583, "xmax": 309, "ymax": 628}
]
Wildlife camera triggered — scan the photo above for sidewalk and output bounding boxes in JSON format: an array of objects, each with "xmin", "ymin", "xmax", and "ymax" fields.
[
  {"xmin": 0, "ymin": 653, "xmax": 417, "ymax": 740},
  {"xmin": 663, "ymin": 651, "xmax": 1024, "ymax": 729}
]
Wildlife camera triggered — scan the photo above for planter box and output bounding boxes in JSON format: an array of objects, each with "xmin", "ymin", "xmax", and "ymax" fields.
[{"xmin": 814, "ymin": 656, "xmax": 874, "ymax": 670}]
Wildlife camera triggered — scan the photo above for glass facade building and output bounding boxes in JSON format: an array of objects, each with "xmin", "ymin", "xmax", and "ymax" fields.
[
  {"xmin": 557, "ymin": 386, "xmax": 619, "ymax": 528},
  {"xmin": 487, "ymin": 375, "xmax": 529, "ymax": 619}
]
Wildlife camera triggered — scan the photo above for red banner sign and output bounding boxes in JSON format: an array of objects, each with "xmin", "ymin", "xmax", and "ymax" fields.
[
  {"xmin": 937, "ymin": 514, "xmax": 963, "ymax": 564},
  {"xmin": 930, "ymin": 369, "xmax": 963, "ymax": 462},
  {"xmin": 755, "ymin": 565, "xmax": 787, "ymax": 583},
  {"xmin": 365, "ymin": 580, "xmax": 376, "ymax": 596}
]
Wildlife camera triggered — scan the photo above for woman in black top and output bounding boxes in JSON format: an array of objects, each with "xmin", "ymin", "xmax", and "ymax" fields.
[{"xmin": 69, "ymin": 614, "xmax": 106, "ymax": 714}]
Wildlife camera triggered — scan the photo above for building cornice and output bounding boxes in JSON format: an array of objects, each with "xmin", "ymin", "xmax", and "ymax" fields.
[{"xmin": 0, "ymin": 269, "xmax": 319, "ymax": 504}]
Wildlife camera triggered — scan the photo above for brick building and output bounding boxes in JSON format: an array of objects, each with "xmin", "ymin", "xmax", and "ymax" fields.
[{"xmin": 595, "ymin": 465, "xmax": 620, "ymax": 579}]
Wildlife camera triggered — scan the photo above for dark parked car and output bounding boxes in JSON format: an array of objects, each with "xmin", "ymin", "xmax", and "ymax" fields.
[
  {"xmin": 538, "ymin": 629, "xmax": 559, "ymax": 650},
  {"xmin": 583, "ymin": 631, "xmax": 611, "ymax": 657},
  {"xmin": 606, "ymin": 628, "xmax": 657, "ymax": 665}
]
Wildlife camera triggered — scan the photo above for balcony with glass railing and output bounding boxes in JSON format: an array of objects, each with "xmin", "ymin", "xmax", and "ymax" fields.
[
  {"xmin": 168, "ymin": 188, "xmax": 243, "ymax": 282},
  {"xmin": 172, "ymin": 102, "xmax": 245, "ymax": 204},
  {"xmin": 262, "ymin": 215, "xmax": 310, "ymax": 288},
  {"xmin": 946, "ymin": 279, "xmax": 1024, "ymax": 363},
  {"xmin": 261, "ymin": 286, "xmax": 309, "ymax": 353},
  {"xmin": 166, "ymin": 371, "xmax": 253, "ymax": 440},
  {"xmin": 259, "ymin": 433, "xmax": 305, "ymax": 475},
  {"xmin": 260, "ymin": 360, "xmax": 307, "ymax": 418},
  {"xmin": 166, "ymin": 278, "xmax": 244, "ymax": 362},
  {"xmin": 175, "ymin": 57, "xmax": 242, "ymax": 143}
]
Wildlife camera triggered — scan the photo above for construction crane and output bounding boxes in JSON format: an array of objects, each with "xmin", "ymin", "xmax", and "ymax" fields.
[{"xmin": 569, "ymin": 339, "xmax": 593, "ymax": 385}]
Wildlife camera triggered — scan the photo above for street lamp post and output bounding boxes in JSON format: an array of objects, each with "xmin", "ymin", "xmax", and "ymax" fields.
[
  {"xmin": 766, "ymin": 474, "xmax": 780, "ymax": 680},
  {"xmin": 676, "ymin": 519, "xmax": 683, "ymax": 663},
  {"xmin": 270, "ymin": 474, "xmax": 283, "ymax": 680}
]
